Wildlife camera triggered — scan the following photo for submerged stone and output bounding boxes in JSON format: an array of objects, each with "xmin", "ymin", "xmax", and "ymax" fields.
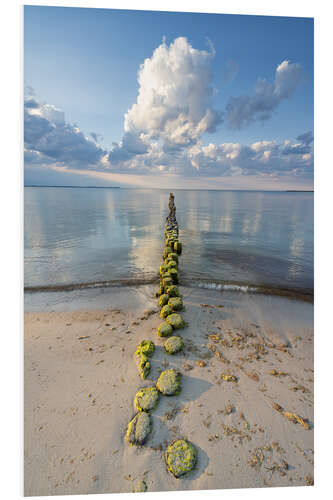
[
  {"xmin": 163, "ymin": 277, "xmax": 173, "ymax": 289},
  {"xmin": 156, "ymin": 369, "xmax": 181, "ymax": 395},
  {"xmin": 168, "ymin": 297, "xmax": 183, "ymax": 311},
  {"xmin": 160, "ymin": 304, "xmax": 173, "ymax": 318},
  {"xmin": 174, "ymin": 241, "xmax": 182, "ymax": 255},
  {"xmin": 166, "ymin": 285, "xmax": 180, "ymax": 297},
  {"xmin": 163, "ymin": 247, "xmax": 172, "ymax": 259},
  {"xmin": 166, "ymin": 260, "xmax": 177, "ymax": 269},
  {"xmin": 169, "ymin": 268, "xmax": 178, "ymax": 283},
  {"xmin": 157, "ymin": 321, "xmax": 173, "ymax": 337},
  {"xmin": 134, "ymin": 387, "xmax": 159, "ymax": 412},
  {"xmin": 165, "ymin": 440, "xmax": 197, "ymax": 477},
  {"xmin": 166, "ymin": 313, "xmax": 185, "ymax": 330},
  {"xmin": 164, "ymin": 336, "xmax": 184, "ymax": 354},
  {"xmin": 158, "ymin": 294, "xmax": 169, "ymax": 307},
  {"xmin": 167, "ymin": 252, "xmax": 178, "ymax": 263},
  {"xmin": 126, "ymin": 412, "xmax": 151, "ymax": 446}
]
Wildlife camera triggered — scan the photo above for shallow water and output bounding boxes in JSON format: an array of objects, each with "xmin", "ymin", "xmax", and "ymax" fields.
[{"xmin": 24, "ymin": 187, "xmax": 313, "ymax": 295}]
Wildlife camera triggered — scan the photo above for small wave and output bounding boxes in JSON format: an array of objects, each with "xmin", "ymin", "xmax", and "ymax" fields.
[
  {"xmin": 190, "ymin": 281, "xmax": 258, "ymax": 293},
  {"xmin": 24, "ymin": 277, "xmax": 159, "ymax": 293},
  {"xmin": 184, "ymin": 279, "xmax": 313, "ymax": 302}
]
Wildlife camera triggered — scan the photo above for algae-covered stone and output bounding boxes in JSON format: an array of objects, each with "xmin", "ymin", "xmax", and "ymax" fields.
[
  {"xmin": 166, "ymin": 285, "xmax": 180, "ymax": 297},
  {"xmin": 134, "ymin": 387, "xmax": 159, "ymax": 412},
  {"xmin": 134, "ymin": 480, "xmax": 147, "ymax": 493},
  {"xmin": 160, "ymin": 304, "xmax": 172, "ymax": 319},
  {"xmin": 160, "ymin": 264, "xmax": 167, "ymax": 274},
  {"xmin": 166, "ymin": 313, "xmax": 184, "ymax": 330},
  {"xmin": 136, "ymin": 353, "xmax": 151, "ymax": 379},
  {"xmin": 166, "ymin": 260, "xmax": 177, "ymax": 269},
  {"xmin": 126, "ymin": 412, "xmax": 151, "ymax": 446},
  {"xmin": 174, "ymin": 241, "xmax": 182, "ymax": 255},
  {"xmin": 163, "ymin": 247, "xmax": 172, "ymax": 259},
  {"xmin": 136, "ymin": 340, "xmax": 155, "ymax": 357},
  {"xmin": 165, "ymin": 440, "xmax": 197, "ymax": 477},
  {"xmin": 157, "ymin": 321, "xmax": 173, "ymax": 337},
  {"xmin": 158, "ymin": 294, "xmax": 169, "ymax": 307},
  {"xmin": 162, "ymin": 277, "xmax": 173, "ymax": 290},
  {"xmin": 168, "ymin": 268, "xmax": 178, "ymax": 283},
  {"xmin": 168, "ymin": 297, "xmax": 183, "ymax": 311},
  {"xmin": 156, "ymin": 369, "xmax": 181, "ymax": 395},
  {"xmin": 164, "ymin": 336, "xmax": 184, "ymax": 354},
  {"xmin": 167, "ymin": 252, "xmax": 178, "ymax": 263}
]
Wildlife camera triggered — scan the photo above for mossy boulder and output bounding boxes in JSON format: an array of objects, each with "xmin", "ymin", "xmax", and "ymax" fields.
[
  {"xmin": 134, "ymin": 480, "xmax": 147, "ymax": 493},
  {"xmin": 165, "ymin": 440, "xmax": 197, "ymax": 477},
  {"xmin": 166, "ymin": 313, "xmax": 185, "ymax": 330},
  {"xmin": 166, "ymin": 285, "xmax": 180, "ymax": 297},
  {"xmin": 126, "ymin": 412, "xmax": 151, "ymax": 446},
  {"xmin": 169, "ymin": 268, "xmax": 178, "ymax": 284},
  {"xmin": 167, "ymin": 252, "xmax": 178, "ymax": 263},
  {"xmin": 163, "ymin": 247, "xmax": 172, "ymax": 259},
  {"xmin": 162, "ymin": 277, "xmax": 173, "ymax": 290},
  {"xmin": 136, "ymin": 353, "xmax": 151, "ymax": 379},
  {"xmin": 164, "ymin": 336, "xmax": 184, "ymax": 354},
  {"xmin": 174, "ymin": 241, "xmax": 182, "ymax": 255},
  {"xmin": 160, "ymin": 264, "xmax": 168, "ymax": 274},
  {"xmin": 158, "ymin": 294, "xmax": 169, "ymax": 307},
  {"xmin": 157, "ymin": 321, "xmax": 173, "ymax": 337},
  {"xmin": 134, "ymin": 387, "xmax": 159, "ymax": 412},
  {"xmin": 160, "ymin": 304, "xmax": 173, "ymax": 318},
  {"xmin": 168, "ymin": 296, "xmax": 183, "ymax": 311},
  {"xmin": 166, "ymin": 260, "xmax": 177, "ymax": 269},
  {"xmin": 136, "ymin": 340, "xmax": 155, "ymax": 357},
  {"xmin": 156, "ymin": 369, "xmax": 181, "ymax": 395}
]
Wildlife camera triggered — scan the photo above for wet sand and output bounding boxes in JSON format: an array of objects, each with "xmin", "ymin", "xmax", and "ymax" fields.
[{"xmin": 24, "ymin": 286, "xmax": 314, "ymax": 496}]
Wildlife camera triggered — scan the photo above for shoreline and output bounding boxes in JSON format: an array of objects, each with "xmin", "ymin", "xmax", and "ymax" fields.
[{"xmin": 24, "ymin": 285, "xmax": 313, "ymax": 495}]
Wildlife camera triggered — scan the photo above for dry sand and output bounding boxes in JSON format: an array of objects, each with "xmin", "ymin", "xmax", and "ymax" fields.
[{"xmin": 24, "ymin": 285, "xmax": 314, "ymax": 496}]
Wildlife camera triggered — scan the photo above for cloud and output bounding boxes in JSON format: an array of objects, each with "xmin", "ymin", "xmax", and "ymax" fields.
[
  {"xmin": 24, "ymin": 91, "xmax": 105, "ymax": 169},
  {"xmin": 226, "ymin": 60, "xmax": 303, "ymax": 129},
  {"xmin": 114, "ymin": 37, "xmax": 223, "ymax": 154},
  {"xmin": 25, "ymin": 39, "xmax": 312, "ymax": 183}
]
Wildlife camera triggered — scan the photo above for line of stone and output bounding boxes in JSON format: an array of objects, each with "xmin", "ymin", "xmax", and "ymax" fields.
[{"xmin": 125, "ymin": 193, "xmax": 197, "ymax": 486}]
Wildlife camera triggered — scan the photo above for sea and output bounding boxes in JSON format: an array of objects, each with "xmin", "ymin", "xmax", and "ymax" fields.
[{"xmin": 24, "ymin": 187, "xmax": 313, "ymax": 308}]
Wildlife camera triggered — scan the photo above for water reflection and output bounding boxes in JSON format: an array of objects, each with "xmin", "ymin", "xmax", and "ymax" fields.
[{"xmin": 24, "ymin": 188, "xmax": 313, "ymax": 291}]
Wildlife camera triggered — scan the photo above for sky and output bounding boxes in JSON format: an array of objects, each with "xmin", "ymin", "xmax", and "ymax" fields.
[{"xmin": 24, "ymin": 6, "xmax": 314, "ymax": 189}]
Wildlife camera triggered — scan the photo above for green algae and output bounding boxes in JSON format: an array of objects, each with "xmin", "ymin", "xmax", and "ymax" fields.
[
  {"xmin": 167, "ymin": 252, "xmax": 178, "ymax": 263},
  {"xmin": 160, "ymin": 304, "xmax": 173, "ymax": 318},
  {"xmin": 158, "ymin": 294, "xmax": 169, "ymax": 307},
  {"xmin": 174, "ymin": 241, "xmax": 182, "ymax": 255},
  {"xmin": 166, "ymin": 285, "xmax": 180, "ymax": 297},
  {"xmin": 134, "ymin": 480, "xmax": 147, "ymax": 493},
  {"xmin": 163, "ymin": 277, "xmax": 173, "ymax": 289},
  {"xmin": 134, "ymin": 387, "xmax": 159, "ymax": 412},
  {"xmin": 168, "ymin": 297, "xmax": 183, "ymax": 311},
  {"xmin": 135, "ymin": 353, "xmax": 151, "ymax": 379},
  {"xmin": 157, "ymin": 321, "xmax": 173, "ymax": 337},
  {"xmin": 163, "ymin": 247, "xmax": 172, "ymax": 259},
  {"xmin": 165, "ymin": 440, "xmax": 197, "ymax": 477},
  {"xmin": 166, "ymin": 260, "xmax": 178, "ymax": 269},
  {"xmin": 126, "ymin": 412, "xmax": 151, "ymax": 446},
  {"xmin": 156, "ymin": 369, "xmax": 181, "ymax": 395},
  {"xmin": 136, "ymin": 340, "xmax": 155, "ymax": 357},
  {"xmin": 164, "ymin": 336, "xmax": 184, "ymax": 354},
  {"xmin": 169, "ymin": 268, "xmax": 178, "ymax": 283},
  {"xmin": 166, "ymin": 313, "xmax": 185, "ymax": 330}
]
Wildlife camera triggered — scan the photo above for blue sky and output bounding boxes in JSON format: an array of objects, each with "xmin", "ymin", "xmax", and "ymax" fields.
[{"xmin": 24, "ymin": 6, "xmax": 314, "ymax": 189}]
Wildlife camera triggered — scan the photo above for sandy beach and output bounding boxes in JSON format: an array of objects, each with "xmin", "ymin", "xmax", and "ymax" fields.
[{"xmin": 24, "ymin": 285, "xmax": 314, "ymax": 496}]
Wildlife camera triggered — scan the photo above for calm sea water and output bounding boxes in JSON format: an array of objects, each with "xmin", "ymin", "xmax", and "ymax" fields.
[{"xmin": 24, "ymin": 187, "xmax": 313, "ymax": 295}]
